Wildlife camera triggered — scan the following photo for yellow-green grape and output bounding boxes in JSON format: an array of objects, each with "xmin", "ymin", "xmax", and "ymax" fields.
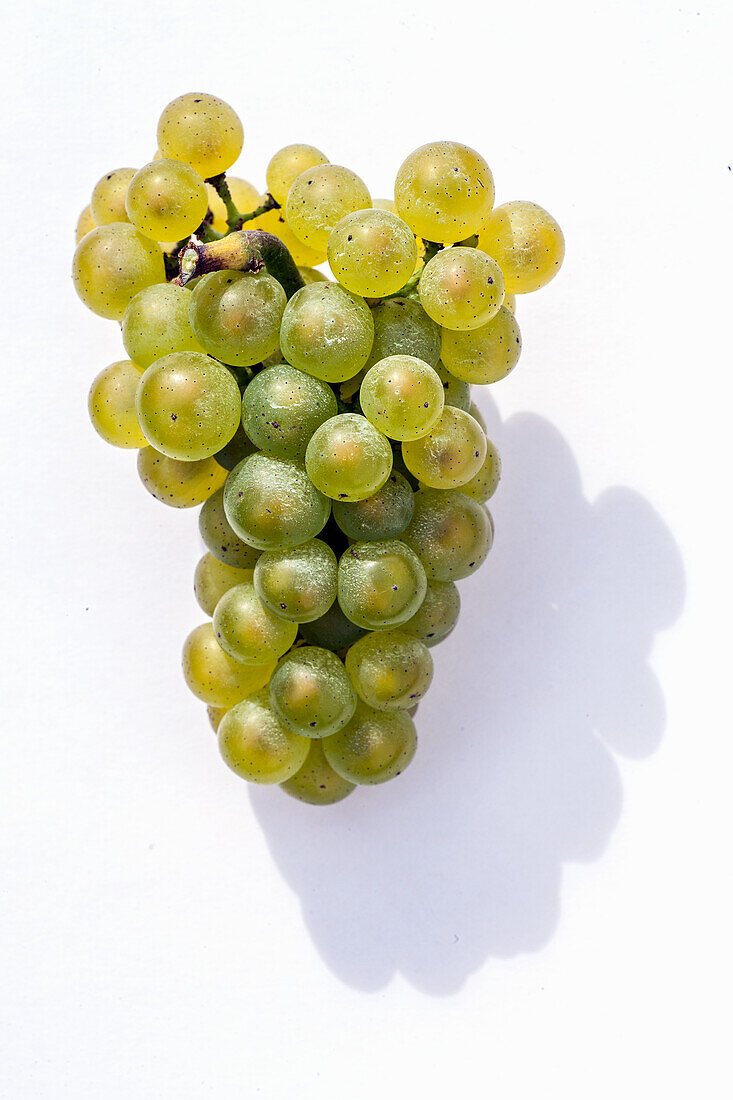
[
  {"xmin": 241, "ymin": 362, "xmax": 338, "ymax": 461},
  {"xmin": 280, "ymin": 740, "xmax": 355, "ymax": 805},
  {"xmin": 403, "ymin": 489, "xmax": 493, "ymax": 581},
  {"xmin": 305, "ymin": 413, "xmax": 392, "ymax": 502},
  {"xmin": 254, "ymin": 539, "xmax": 337, "ymax": 623},
  {"xmin": 269, "ymin": 646, "xmax": 357, "ymax": 738},
  {"xmin": 299, "ymin": 602, "xmax": 368, "ymax": 651},
  {"xmin": 157, "ymin": 92, "xmax": 243, "ymax": 179},
  {"xmin": 418, "ymin": 246, "xmax": 504, "ymax": 330},
  {"xmin": 218, "ymin": 690, "xmax": 309, "ymax": 784},
  {"xmin": 332, "ymin": 472, "xmax": 415, "ymax": 542},
  {"xmin": 327, "ymin": 209, "xmax": 417, "ymax": 297},
  {"xmin": 199, "ymin": 486, "xmax": 262, "ymax": 568},
  {"xmin": 90, "ymin": 168, "xmax": 136, "ymax": 225},
  {"xmin": 280, "ymin": 283, "xmax": 374, "ymax": 383},
  {"xmin": 298, "ymin": 266, "xmax": 330, "ymax": 285},
  {"xmin": 183, "ymin": 622, "xmax": 276, "ymax": 707},
  {"xmin": 435, "ymin": 362, "xmax": 471, "ymax": 411},
  {"xmin": 468, "ymin": 401, "xmax": 486, "ymax": 431},
  {"xmin": 365, "ymin": 297, "xmax": 441, "ymax": 370},
  {"xmin": 402, "ymin": 406, "xmax": 486, "ymax": 490},
  {"xmin": 137, "ymin": 446, "xmax": 226, "ymax": 508},
  {"xmin": 338, "ymin": 539, "xmax": 427, "ymax": 630},
  {"xmin": 345, "ymin": 630, "xmax": 433, "ymax": 711},
  {"xmin": 286, "ymin": 164, "xmax": 371, "ymax": 251},
  {"xmin": 207, "ymin": 705, "xmax": 228, "ymax": 733},
  {"xmin": 255, "ymin": 207, "xmax": 327, "ymax": 269},
  {"xmin": 125, "ymin": 159, "xmax": 207, "ymax": 242},
  {"xmin": 224, "ymin": 452, "xmax": 330, "ymax": 550},
  {"xmin": 135, "ymin": 352, "xmax": 240, "ymax": 461},
  {"xmin": 267, "ymin": 144, "xmax": 329, "ymax": 206},
  {"xmin": 121, "ymin": 283, "xmax": 205, "ymax": 368},
  {"xmin": 394, "ymin": 141, "xmax": 494, "ymax": 244},
  {"xmin": 323, "ymin": 701, "xmax": 417, "ymax": 785},
  {"xmin": 207, "ymin": 177, "xmax": 261, "ymax": 233},
  {"xmin": 372, "ymin": 198, "xmax": 396, "ymax": 212},
  {"xmin": 213, "ymin": 581, "xmax": 298, "ymax": 665},
  {"xmin": 440, "ymin": 306, "xmax": 522, "ymax": 384},
  {"xmin": 360, "ymin": 355, "xmax": 445, "ymax": 441},
  {"xmin": 194, "ymin": 554, "xmax": 254, "ymax": 617},
  {"xmin": 460, "ymin": 438, "xmax": 501, "ymax": 502},
  {"xmin": 214, "ymin": 423, "xmax": 257, "ymax": 471},
  {"xmin": 72, "ymin": 224, "xmax": 165, "ymax": 320},
  {"xmin": 189, "ymin": 270, "xmax": 286, "ymax": 368},
  {"xmin": 478, "ymin": 200, "xmax": 565, "ymax": 294},
  {"xmin": 503, "ymin": 292, "xmax": 517, "ymax": 314},
  {"xmin": 75, "ymin": 205, "xmax": 96, "ymax": 242},
  {"xmin": 88, "ymin": 360, "xmax": 146, "ymax": 448},
  {"xmin": 402, "ymin": 579, "xmax": 461, "ymax": 647}
]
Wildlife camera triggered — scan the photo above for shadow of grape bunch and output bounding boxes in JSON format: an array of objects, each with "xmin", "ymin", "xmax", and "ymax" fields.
[{"xmin": 249, "ymin": 395, "xmax": 686, "ymax": 993}]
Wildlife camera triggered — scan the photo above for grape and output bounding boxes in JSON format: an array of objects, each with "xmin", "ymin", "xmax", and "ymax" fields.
[
  {"xmin": 254, "ymin": 539, "xmax": 337, "ymax": 622},
  {"xmin": 394, "ymin": 142, "xmax": 494, "ymax": 244},
  {"xmin": 137, "ymin": 446, "xmax": 226, "ymax": 508},
  {"xmin": 125, "ymin": 159, "xmax": 207, "ymax": 242},
  {"xmin": 478, "ymin": 200, "xmax": 565, "ymax": 293},
  {"xmin": 299, "ymin": 601, "xmax": 368, "ymax": 652},
  {"xmin": 241, "ymin": 362, "xmax": 338, "ymax": 461},
  {"xmin": 359, "ymin": 355, "xmax": 445, "ymax": 441},
  {"xmin": 213, "ymin": 580, "xmax": 298, "ymax": 665},
  {"xmin": 280, "ymin": 283, "xmax": 374, "ymax": 383},
  {"xmin": 337, "ymin": 539, "xmax": 427, "ymax": 630},
  {"xmin": 90, "ymin": 167, "xmax": 136, "ymax": 225},
  {"xmin": 189, "ymin": 270, "xmax": 286, "ymax": 368},
  {"xmin": 402, "ymin": 579, "xmax": 461, "ymax": 647},
  {"xmin": 372, "ymin": 198, "xmax": 396, "ymax": 212},
  {"xmin": 504, "ymin": 292, "xmax": 517, "ymax": 314},
  {"xmin": 435, "ymin": 362, "xmax": 471, "ymax": 411},
  {"xmin": 332, "ymin": 472, "xmax": 415, "ymax": 542},
  {"xmin": 207, "ymin": 177, "xmax": 261, "ymax": 234},
  {"xmin": 280, "ymin": 740, "xmax": 355, "ymax": 805},
  {"xmin": 135, "ymin": 351, "xmax": 241, "ymax": 461},
  {"xmin": 269, "ymin": 646, "xmax": 357, "ymax": 738},
  {"xmin": 182, "ymin": 622, "xmax": 276, "ymax": 707},
  {"xmin": 402, "ymin": 489, "xmax": 493, "ymax": 580},
  {"xmin": 365, "ymin": 297, "xmax": 441, "ymax": 370},
  {"xmin": 402, "ymin": 406, "xmax": 486, "ymax": 490},
  {"xmin": 199, "ymin": 486, "xmax": 262, "ymax": 568},
  {"xmin": 75, "ymin": 205, "xmax": 96, "ymax": 242},
  {"xmin": 207, "ymin": 705, "xmax": 228, "ymax": 733},
  {"xmin": 460, "ymin": 438, "xmax": 501, "ymax": 502},
  {"xmin": 418, "ymin": 246, "xmax": 504, "ymax": 330},
  {"xmin": 322, "ymin": 701, "xmax": 417, "ymax": 785},
  {"xmin": 267, "ymin": 143, "xmax": 329, "ymax": 206},
  {"xmin": 72, "ymin": 224, "xmax": 165, "ymax": 320},
  {"xmin": 286, "ymin": 164, "xmax": 371, "ymax": 251},
  {"xmin": 157, "ymin": 92, "xmax": 243, "ymax": 179},
  {"xmin": 88, "ymin": 360, "xmax": 146, "ymax": 448},
  {"xmin": 468, "ymin": 401, "xmax": 486, "ymax": 431},
  {"xmin": 194, "ymin": 554, "xmax": 254, "ymax": 617},
  {"xmin": 254, "ymin": 207, "xmax": 327, "ymax": 269},
  {"xmin": 298, "ymin": 266, "xmax": 330, "ymax": 285},
  {"xmin": 213, "ymin": 423, "xmax": 257, "ymax": 471},
  {"xmin": 218, "ymin": 690, "xmax": 309, "ymax": 784},
  {"xmin": 345, "ymin": 630, "xmax": 433, "ymax": 710},
  {"xmin": 224, "ymin": 453, "xmax": 330, "ymax": 550},
  {"xmin": 121, "ymin": 283, "xmax": 205, "ymax": 368},
  {"xmin": 440, "ymin": 306, "xmax": 522, "ymax": 384},
  {"xmin": 327, "ymin": 208, "xmax": 417, "ymax": 297},
  {"xmin": 305, "ymin": 414, "xmax": 393, "ymax": 502}
]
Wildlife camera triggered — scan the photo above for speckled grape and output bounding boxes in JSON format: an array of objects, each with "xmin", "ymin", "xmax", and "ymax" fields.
[
  {"xmin": 193, "ymin": 554, "xmax": 254, "ymax": 617},
  {"xmin": 359, "ymin": 355, "xmax": 445, "ymax": 441},
  {"xmin": 323, "ymin": 701, "xmax": 417, "ymax": 785},
  {"xmin": 189, "ymin": 270, "xmax": 286, "ymax": 368},
  {"xmin": 402, "ymin": 489, "xmax": 493, "ymax": 581},
  {"xmin": 241, "ymin": 362, "xmax": 337, "ymax": 460},
  {"xmin": 72, "ymin": 224, "xmax": 165, "ymax": 320},
  {"xmin": 199, "ymin": 487, "xmax": 262, "ymax": 568},
  {"xmin": 122, "ymin": 283, "xmax": 205, "ymax": 368},
  {"xmin": 280, "ymin": 740, "xmax": 356, "ymax": 805},
  {"xmin": 269, "ymin": 647, "xmax": 357, "ymax": 738},
  {"xmin": 418, "ymin": 246, "xmax": 504, "ymax": 330},
  {"xmin": 254, "ymin": 539, "xmax": 337, "ymax": 623},
  {"xmin": 345, "ymin": 630, "xmax": 433, "ymax": 710},
  {"xmin": 88, "ymin": 360, "xmax": 146, "ymax": 448},
  {"xmin": 218, "ymin": 690, "xmax": 309, "ymax": 784},
  {"xmin": 182, "ymin": 622, "xmax": 276, "ymax": 707},
  {"xmin": 440, "ymin": 306, "xmax": 522, "ymax": 384},
  {"xmin": 332, "ymin": 472, "xmax": 415, "ymax": 542},
  {"xmin": 280, "ymin": 283, "xmax": 374, "ymax": 383},
  {"xmin": 137, "ymin": 446, "xmax": 226, "ymax": 508},
  {"xmin": 213, "ymin": 581, "xmax": 298, "ymax": 665},
  {"xmin": 478, "ymin": 200, "xmax": 565, "ymax": 294},
  {"xmin": 224, "ymin": 453, "xmax": 330, "ymax": 550},
  {"xmin": 286, "ymin": 164, "xmax": 371, "ymax": 251},
  {"xmin": 394, "ymin": 142, "xmax": 494, "ymax": 244},
  {"xmin": 337, "ymin": 539, "xmax": 427, "ymax": 630}
]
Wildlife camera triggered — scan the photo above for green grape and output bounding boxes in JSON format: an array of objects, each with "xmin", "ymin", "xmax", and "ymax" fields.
[
  {"xmin": 504, "ymin": 292, "xmax": 517, "ymax": 314},
  {"xmin": 359, "ymin": 355, "xmax": 444, "ymax": 441},
  {"xmin": 365, "ymin": 297, "xmax": 441, "ymax": 370},
  {"xmin": 402, "ymin": 579, "xmax": 461, "ymax": 647},
  {"xmin": 305, "ymin": 414, "xmax": 392, "ymax": 502},
  {"xmin": 75, "ymin": 205, "xmax": 96, "ymax": 242},
  {"xmin": 189, "ymin": 270, "xmax": 286, "ymax": 368},
  {"xmin": 478, "ymin": 200, "xmax": 565, "ymax": 294},
  {"xmin": 435, "ymin": 362, "xmax": 471, "ymax": 411},
  {"xmin": 199, "ymin": 487, "xmax": 262, "ymax": 568},
  {"xmin": 255, "ymin": 207, "xmax": 327, "ymax": 269},
  {"xmin": 157, "ymin": 92, "xmax": 243, "ymax": 179},
  {"xmin": 280, "ymin": 283, "xmax": 374, "ymax": 383},
  {"xmin": 338, "ymin": 539, "xmax": 427, "ymax": 630},
  {"xmin": 213, "ymin": 423, "xmax": 257, "ymax": 471},
  {"xmin": 207, "ymin": 177, "xmax": 261, "ymax": 234},
  {"xmin": 213, "ymin": 581, "xmax": 298, "ymax": 665},
  {"xmin": 332, "ymin": 472, "xmax": 414, "ymax": 542},
  {"xmin": 440, "ymin": 306, "xmax": 522, "ymax": 384},
  {"xmin": 137, "ymin": 446, "xmax": 226, "ymax": 507},
  {"xmin": 323, "ymin": 701, "xmax": 417, "ymax": 785},
  {"xmin": 280, "ymin": 740, "xmax": 355, "ymax": 805},
  {"xmin": 218, "ymin": 690, "xmax": 309, "ymax": 784},
  {"xmin": 299, "ymin": 601, "xmax": 368, "ymax": 651},
  {"xmin": 125, "ymin": 159, "xmax": 207, "ymax": 241},
  {"xmin": 135, "ymin": 351, "xmax": 241, "ymax": 461},
  {"xmin": 254, "ymin": 539, "xmax": 337, "ymax": 622},
  {"xmin": 372, "ymin": 198, "xmax": 396, "ymax": 212},
  {"xmin": 88, "ymin": 360, "xmax": 146, "ymax": 448},
  {"xmin": 394, "ymin": 141, "xmax": 495, "ymax": 244},
  {"xmin": 207, "ymin": 705, "xmax": 228, "ymax": 733},
  {"xmin": 241, "ymin": 363, "xmax": 338, "ymax": 460},
  {"xmin": 194, "ymin": 553, "xmax": 254, "ymax": 617},
  {"xmin": 468, "ymin": 401, "xmax": 486, "ymax": 431},
  {"xmin": 182, "ymin": 622, "xmax": 276, "ymax": 707},
  {"xmin": 224, "ymin": 453, "xmax": 330, "ymax": 550},
  {"xmin": 286, "ymin": 164, "xmax": 371, "ymax": 251},
  {"xmin": 90, "ymin": 167, "xmax": 136, "ymax": 225},
  {"xmin": 267, "ymin": 144, "xmax": 329, "ymax": 205},
  {"xmin": 269, "ymin": 646, "xmax": 357, "ymax": 738},
  {"xmin": 345, "ymin": 629, "xmax": 433, "ymax": 710},
  {"xmin": 402, "ymin": 407, "xmax": 486, "ymax": 490},
  {"xmin": 298, "ymin": 266, "xmax": 330, "ymax": 285},
  {"xmin": 460, "ymin": 438, "xmax": 501, "ymax": 502},
  {"xmin": 403, "ymin": 489, "xmax": 493, "ymax": 580},
  {"xmin": 418, "ymin": 246, "xmax": 504, "ymax": 330},
  {"xmin": 72, "ymin": 224, "xmax": 165, "ymax": 320},
  {"xmin": 327, "ymin": 208, "xmax": 417, "ymax": 297},
  {"xmin": 121, "ymin": 283, "xmax": 205, "ymax": 368}
]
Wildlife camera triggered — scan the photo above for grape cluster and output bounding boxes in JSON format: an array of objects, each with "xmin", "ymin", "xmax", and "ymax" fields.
[{"xmin": 75, "ymin": 92, "xmax": 564, "ymax": 806}]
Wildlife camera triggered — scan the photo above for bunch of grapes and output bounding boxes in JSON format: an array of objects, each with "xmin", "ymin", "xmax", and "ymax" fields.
[{"xmin": 74, "ymin": 92, "xmax": 564, "ymax": 806}]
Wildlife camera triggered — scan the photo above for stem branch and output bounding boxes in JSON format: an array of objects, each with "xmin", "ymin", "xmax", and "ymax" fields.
[{"xmin": 172, "ymin": 230, "xmax": 304, "ymax": 299}]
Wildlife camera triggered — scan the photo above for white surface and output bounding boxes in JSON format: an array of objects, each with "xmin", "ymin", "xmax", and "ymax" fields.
[{"xmin": 1, "ymin": 1, "xmax": 731, "ymax": 1096}]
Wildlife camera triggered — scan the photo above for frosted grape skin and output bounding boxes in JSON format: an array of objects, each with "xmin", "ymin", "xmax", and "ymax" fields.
[
  {"xmin": 125, "ymin": 159, "xmax": 208, "ymax": 242},
  {"xmin": 72, "ymin": 223, "xmax": 165, "ymax": 320},
  {"xmin": 286, "ymin": 163, "xmax": 371, "ymax": 251},
  {"xmin": 332, "ymin": 472, "xmax": 415, "ymax": 542},
  {"xmin": 460, "ymin": 439, "xmax": 502, "ymax": 502},
  {"xmin": 269, "ymin": 646, "xmax": 357, "ymax": 738},
  {"xmin": 194, "ymin": 554, "xmax": 255, "ymax": 617},
  {"xmin": 224, "ymin": 453, "xmax": 331, "ymax": 551},
  {"xmin": 90, "ymin": 167, "xmax": 136, "ymax": 225},
  {"xmin": 213, "ymin": 581, "xmax": 298, "ymax": 666},
  {"xmin": 359, "ymin": 354, "xmax": 445, "ymax": 442},
  {"xmin": 280, "ymin": 283, "xmax": 375, "ymax": 384},
  {"xmin": 218, "ymin": 690, "xmax": 310, "ymax": 784},
  {"xmin": 365, "ymin": 297, "xmax": 441, "ymax": 371},
  {"xmin": 337, "ymin": 539, "xmax": 427, "ymax": 630},
  {"xmin": 327, "ymin": 208, "xmax": 417, "ymax": 297},
  {"xmin": 323, "ymin": 701, "xmax": 417, "ymax": 785},
  {"xmin": 345, "ymin": 629, "xmax": 434, "ymax": 710},
  {"xmin": 402, "ymin": 406, "xmax": 487, "ymax": 490},
  {"xmin": 418, "ymin": 246, "xmax": 505, "ymax": 331},
  {"xmin": 394, "ymin": 141, "xmax": 495, "ymax": 244},
  {"xmin": 440, "ymin": 306, "xmax": 522, "ymax": 384},
  {"xmin": 157, "ymin": 92, "xmax": 243, "ymax": 179},
  {"xmin": 199, "ymin": 486, "xmax": 262, "ymax": 568},
  {"xmin": 305, "ymin": 413, "xmax": 393, "ymax": 503},
  {"xmin": 254, "ymin": 539, "xmax": 338, "ymax": 623},
  {"xmin": 122, "ymin": 283, "xmax": 205, "ymax": 369},
  {"xmin": 478, "ymin": 200, "xmax": 565, "ymax": 294},
  {"xmin": 280, "ymin": 740, "xmax": 356, "ymax": 805},
  {"xmin": 189, "ymin": 270, "xmax": 287, "ymax": 368},
  {"xmin": 402, "ymin": 489, "xmax": 493, "ymax": 581},
  {"xmin": 241, "ymin": 362, "xmax": 338, "ymax": 461},
  {"xmin": 137, "ymin": 446, "xmax": 227, "ymax": 508},
  {"xmin": 402, "ymin": 579, "xmax": 461, "ymax": 647},
  {"xmin": 88, "ymin": 360, "xmax": 146, "ymax": 448}
]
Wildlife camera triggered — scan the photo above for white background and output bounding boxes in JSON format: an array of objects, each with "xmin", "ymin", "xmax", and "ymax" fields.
[{"xmin": 1, "ymin": 1, "xmax": 731, "ymax": 1096}]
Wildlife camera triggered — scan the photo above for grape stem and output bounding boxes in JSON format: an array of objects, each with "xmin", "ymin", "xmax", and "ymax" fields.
[
  {"xmin": 172, "ymin": 231, "xmax": 305, "ymax": 299},
  {"xmin": 206, "ymin": 173, "xmax": 280, "ymax": 232},
  {"xmin": 382, "ymin": 239, "xmax": 443, "ymax": 300}
]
